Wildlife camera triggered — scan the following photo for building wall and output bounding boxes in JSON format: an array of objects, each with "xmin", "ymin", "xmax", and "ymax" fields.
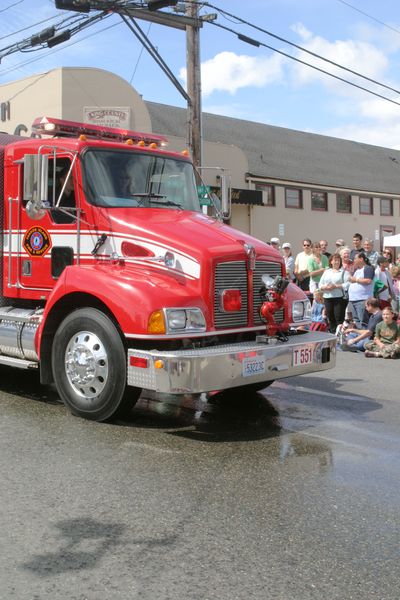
[
  {"xmin": 0, "ymin": 67, "xmax": 152, "ymax": 134},
  {"xmin": 1, "ymin": 66, "xmax": 398, "ymax": 253},
  {"xmin": 234, "ymin": 179, "xmax": 400, "ymax": 253}
]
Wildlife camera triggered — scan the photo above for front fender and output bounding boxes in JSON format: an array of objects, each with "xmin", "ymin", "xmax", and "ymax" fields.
[{"xmin": 36, "ymin": 262, "xmax": 206, "ymax": 353}]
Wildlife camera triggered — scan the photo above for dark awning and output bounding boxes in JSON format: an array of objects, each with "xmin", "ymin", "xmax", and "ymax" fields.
[{"xmin": 231, "ymin": 188, "xmax": 263, "ymax": 206}]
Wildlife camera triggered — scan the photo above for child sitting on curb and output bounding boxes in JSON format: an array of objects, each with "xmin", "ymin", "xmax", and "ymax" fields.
[{"xmin": 364, "ymin": 306, "xmax": 400, "ymax": 358}]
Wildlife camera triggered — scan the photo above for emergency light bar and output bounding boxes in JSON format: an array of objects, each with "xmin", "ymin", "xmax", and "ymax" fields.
[{"xmin": 31, "ymin": 116, "xmax": 169, "ymax": 147}]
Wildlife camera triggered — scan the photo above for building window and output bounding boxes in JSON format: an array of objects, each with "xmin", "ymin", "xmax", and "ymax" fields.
[
  {"xmin": 380, "ymin": 198, "xmax": 393, "ymax": 216},
  {"xmin": 359, "ymin": 196, "xmax": 373, "ymax": 215},
  {"xmin": 336, "ymin": 193, "xmax": 352, "ymax": 213},
  {"xmin": 311, "ymin": 191, "xmax": 328, "ymax": 211},
  {"xmin": 285, "ymin": 188, "xmax": 302, "ymax": 209},
  {"xmin": 255, "ymin": 183, "xmax": 275, "ymax": 206}
]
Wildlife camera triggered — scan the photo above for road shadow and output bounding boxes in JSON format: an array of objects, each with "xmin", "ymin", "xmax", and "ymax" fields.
[
  {"xmin": 0, "ymin": 365, "xmax": 60, "ymax": 404},
  {"xmin": 21, "ymin": 517, "xmax": 177, "ymax": 577},
  {"xmin": 270, "ymin": 372, "xmax": 382, "ymax": 416}
]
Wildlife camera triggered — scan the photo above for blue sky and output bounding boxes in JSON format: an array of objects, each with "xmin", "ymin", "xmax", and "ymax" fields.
[{"xmin": 2, "ymin": 0, "xmax": 400, "ymax": 148}]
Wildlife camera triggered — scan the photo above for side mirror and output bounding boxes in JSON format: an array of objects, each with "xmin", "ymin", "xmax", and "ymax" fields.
[
  {"xmin": 23, "ymin": 154, "xmax": 49, "ymax": 219},
  {"xmin": 219, "ymin": 173, "xmax": 230, "ymax": 219}
]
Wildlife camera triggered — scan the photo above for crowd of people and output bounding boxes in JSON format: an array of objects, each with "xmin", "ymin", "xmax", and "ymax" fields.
[{"xmin": 269, "ymin": 233, "xmax": 400, "ymax": 359}]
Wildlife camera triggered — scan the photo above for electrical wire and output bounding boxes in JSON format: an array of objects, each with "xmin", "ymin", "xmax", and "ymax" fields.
[
  {"xmin": 336, "ymin": 0, "xmax": 400, "ymax": 36},
  {"xmin": 0, "ymin": 19, "xmax": 120, "ymax": 78},
  {"xmin": 202, "ymin": 2, "xmax": 400, "ymax": 98},
  {"xmin": 0, "ymin": 0, "xmax": 25, "ymax": 14},
  {"xmin": 210, "ymin": 20, "xmax": 400, "ymax": 109},
  {"xmin": 129, "ymin": 21, "xmax": 152, "ymax": 84},
  {"xmin": 0, "ymin": 15, "xmax": 61, "ymax": 42}
]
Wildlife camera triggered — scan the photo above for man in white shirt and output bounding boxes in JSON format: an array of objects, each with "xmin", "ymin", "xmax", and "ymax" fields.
[{"xmin": 294, "ymin": 238, "xmax": 312, "ymax": 291}]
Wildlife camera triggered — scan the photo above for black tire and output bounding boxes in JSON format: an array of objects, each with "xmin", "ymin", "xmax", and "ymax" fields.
[{"xmin": 52, "ymin": 308, "xmax": 141, "ymax": 421}]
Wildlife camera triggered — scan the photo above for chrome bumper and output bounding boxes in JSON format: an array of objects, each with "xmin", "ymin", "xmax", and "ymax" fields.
[{"xmin": 127, "ymin": 331, "xmax": 337, "ymax": 394}]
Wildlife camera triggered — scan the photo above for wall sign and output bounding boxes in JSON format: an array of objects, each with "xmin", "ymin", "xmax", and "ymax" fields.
[{"xmin": 83, "ymin": 107, "xmax": 131, "ymax": 129}]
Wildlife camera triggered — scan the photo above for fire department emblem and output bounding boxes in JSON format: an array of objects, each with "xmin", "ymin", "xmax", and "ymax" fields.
[{"xmin": 23, "ymin": 226, "xmax": 52, "ymax": 257}]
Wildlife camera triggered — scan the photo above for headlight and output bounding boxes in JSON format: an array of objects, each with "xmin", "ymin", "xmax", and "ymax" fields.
[
  {"xmin": 292, "ymin": 299, "xmax": 312, "ymax": 322},
  {"xmin": 165, "ymin": 307, "xmax": 206, "ymax": 333},
  {"xmin": 167, "ymin": 309, "xmax": 187, "ymax": 330}
]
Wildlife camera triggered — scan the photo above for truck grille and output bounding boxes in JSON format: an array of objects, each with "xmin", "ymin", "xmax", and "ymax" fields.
[{"xmin": 214, "ymin": 261, "xmax": 283, "ymax": 329}]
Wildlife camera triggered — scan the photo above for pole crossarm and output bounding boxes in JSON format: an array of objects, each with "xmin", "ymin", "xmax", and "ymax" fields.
[
  {"xmin": 119, "ymin": 12, "xmax": 191, "ymax": 104},
  {"xmin": 122, "ymin": 6, "xmax": 201, "ymax": 30}
]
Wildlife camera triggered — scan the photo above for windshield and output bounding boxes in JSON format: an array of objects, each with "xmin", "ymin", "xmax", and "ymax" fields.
[{"xmin": 82, "ymin": 149, "xmax": 201, "ymax": 211}]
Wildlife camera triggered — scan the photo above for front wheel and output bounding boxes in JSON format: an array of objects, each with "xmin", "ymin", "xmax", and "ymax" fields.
[{"xmin": 52, "ymin": 308, "xmax": 141, "ymax": 421}]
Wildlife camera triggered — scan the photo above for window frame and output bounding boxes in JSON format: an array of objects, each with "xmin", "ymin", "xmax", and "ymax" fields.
[
  {"xmin": 359, "ymin": 196, "xmax": 373, "ymax": 215},
  {"xmin": 336, "ymin": 192, "xmax": 352, "ymax": 214},
  {"xmin": 285, "ymin": 187, "xmax": 303, "ymax": 209},
  {"xmin": 254, "ymin": 182, "xmax": 275, "ymax": 207},
  {"xmin": 380, "ymin": 198, "xmax": 393, "ymax": 217},
  {"xmin": 311, "ymin": 190, "xmax": 328, "ymax": 212}
]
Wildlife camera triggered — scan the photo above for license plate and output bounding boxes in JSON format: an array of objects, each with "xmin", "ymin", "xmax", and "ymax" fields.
[
  {"xmin": 242, "ymin": 356, "xmax": 266, "ymax": 377},
  {"xmin": 293, "ymin": 345, "xmax": 314, "ymax": 367}
]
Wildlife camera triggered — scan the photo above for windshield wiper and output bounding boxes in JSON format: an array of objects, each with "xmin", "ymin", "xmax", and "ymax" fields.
[
  {"xmin": 131, "ymin": 193, "xmax": 166, "ymax": 199},
  {"xmin": 131, "ymin": 193, "xmax": 182, "ymax": 209}
]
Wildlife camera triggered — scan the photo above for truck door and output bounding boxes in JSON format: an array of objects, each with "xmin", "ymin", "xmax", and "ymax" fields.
[{"xmin": 20, "ymin": 156, "xmax": 77, "ymax": 291}]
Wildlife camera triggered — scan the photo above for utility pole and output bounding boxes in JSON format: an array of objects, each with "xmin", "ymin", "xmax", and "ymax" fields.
[
  {"xmin": 54, "ymin": 1, "xmax": 203, "ymax": 166},
  {"xmin": 185, "ymin": 1, "xmax": 202, "ymax": 168}
]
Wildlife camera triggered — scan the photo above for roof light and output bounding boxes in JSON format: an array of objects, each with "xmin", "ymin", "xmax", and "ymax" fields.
[{"xmin": 31, "ymin": 116, "xmax": 168, "ymax": 147}]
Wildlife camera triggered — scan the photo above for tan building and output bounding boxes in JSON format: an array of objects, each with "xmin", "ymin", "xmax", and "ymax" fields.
[{"xmin": 1, "ymin": 66, "xmax": 399, "ymax": 253}]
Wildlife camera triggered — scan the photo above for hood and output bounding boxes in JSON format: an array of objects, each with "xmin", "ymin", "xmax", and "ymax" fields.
[{"xmin": 102, "ymin": 208, "xmax": 280, "ymax": 265}]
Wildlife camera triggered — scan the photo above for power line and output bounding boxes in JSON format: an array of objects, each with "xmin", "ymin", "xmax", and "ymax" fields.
[
  {"xmin": 209, "ymin": 20, "xmax": 400, "ymax": 109},
  {"xmin": 129, "ymin": 21, "xmax": 152, "ymax": 84},
  {"xmin": 0, "ymin": 0, "xmax": 25, "ymax": 14},
  {"xmin": 0, "ymin": 19, "xmax": 119, "ymax": 78},
  {"xmin": 203, "ymin": 2, "xmax": 400, "ymax": 98},
  {"xmin": 0, "ymin": 14, "xmax": 65, "ymax": 42},
  {"xmin": 336, "ymin": 0, "xmax": 400, "ymax": 36}
]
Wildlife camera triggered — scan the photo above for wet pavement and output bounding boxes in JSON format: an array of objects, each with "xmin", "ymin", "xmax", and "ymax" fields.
[{"xmin": 0, "ymin": 352, "xmax": 399, "ymax": 599}]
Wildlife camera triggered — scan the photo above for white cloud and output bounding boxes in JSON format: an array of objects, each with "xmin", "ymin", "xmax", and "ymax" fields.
[
  {"xmin": 324, "ymin": 121, "xmax": 400, "ymax": 149},
  {"xmin": 180, "ymin": 51, "xmax": 284, "ymax": 97},
  {"xmin": 291, "ymin": 33, "xmax": 388, "ymax": 90}
]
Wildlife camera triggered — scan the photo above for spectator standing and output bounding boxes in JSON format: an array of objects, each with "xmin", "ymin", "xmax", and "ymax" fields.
[
  {"xmin": 320, "ymin": 240, "xmax": 331, "ymax": 258},
  {"xmin": 363, "ymin": 238, "xmax": 379, "ymax": 267},
  {"xmin": 339, "ymin": 246, "xmax": 355, "ymax": 274},
  {"xmin": 348, "ymin": 252, "xmax": 375, "ymax": 327},
  {"xmin": 364, "ymin": 307, "xmax": 400, "ymax": 358},
  {"xmin": 307, "ymin": 242, "xmax": 329, "ymax": 293},
  {"xmin": 342, "ymin": 297, "xmax": 382, "ymax": 351},
  {"xmin": 350, "ymin": 233, "xmax": 363, "ymax": 261},
  {"xmin": 319, "ymin": 253, "xmax": 349, "ymax": 332},
  {"xmin": 270, "ymin": 237, "xmax": 280, "ymax": 251},
  {"xmin": 282, "ymin": 242, "xmax": 295, "ymax": 281},
  {"xmin": 390, "ymin": 265, "xmax": 400, "ymax": 312},
  {"xmin": 335, "ymin": 238, "xmax": 345, "ymax": 252},
  {"xmin": 382, "ymin": 248, "xmax": 394, "ymax": 268},
  {"xmin": 374, "ymin": 255, "xmax": 395, "ymax": 309},
  {"xmin": 294, "ymin": 238, "xmax": 312, "ymax": 292}
]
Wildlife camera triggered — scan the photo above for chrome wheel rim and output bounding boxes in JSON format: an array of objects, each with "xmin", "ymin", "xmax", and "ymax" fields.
[{"xmin": 65, "ymin": 330, "xmax": 108, "ymax": 399}]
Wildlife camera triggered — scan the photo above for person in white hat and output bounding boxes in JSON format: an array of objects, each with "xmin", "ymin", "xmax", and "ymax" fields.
[
  {"xmin": 282, "ymin": 242, "xmax": 295, "ymax": 280},
  {"xmin": 270, "ymin": 237, "xmax": 280, "ymax": 249}
]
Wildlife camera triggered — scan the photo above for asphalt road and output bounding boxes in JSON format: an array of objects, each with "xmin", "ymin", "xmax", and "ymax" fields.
[{"xmin": 0, "ymin": 351, "xmax": 399, "ymax": 600}]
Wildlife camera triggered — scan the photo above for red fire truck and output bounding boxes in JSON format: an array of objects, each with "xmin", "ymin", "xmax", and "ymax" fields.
[{"xmin": 0, "ymin": 116, "xmax": 336, "ymax": 421}]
